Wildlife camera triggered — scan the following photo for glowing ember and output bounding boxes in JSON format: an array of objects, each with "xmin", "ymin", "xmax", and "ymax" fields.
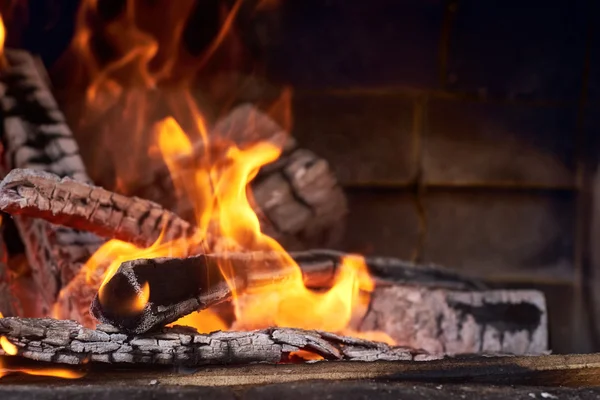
[{"xmin": 289, "ymin": 350, "xmax": 324, "ymax": 362}]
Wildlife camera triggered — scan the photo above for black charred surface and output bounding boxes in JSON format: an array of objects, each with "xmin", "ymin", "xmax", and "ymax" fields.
[{"xmin": 450, "ymin": 301, "xmax": 543, "ymax": 334}]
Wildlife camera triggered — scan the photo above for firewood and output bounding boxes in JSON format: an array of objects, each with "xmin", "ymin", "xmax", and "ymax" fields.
[
  {"xmin": 55, "ymin": 248, "xmax": 483, "ymax": 331},
  {"xmin": 0, "ymin": 168, "xmax": 195, "ymax": 248},
  {"xmin": 128, "ymin": 104, "xmax": 348, "ymax": 251},
  {"xmin": 90, "ymin": 251, "xmax": 485, "ymax": 334},
  {"xmin": 0, "ymin": 318, "xmax": 431, "ymax": 365},
  {"xmin": 0, "ymin": 50, "xmax": 105, "ymax": 313},
  {"xmin": 91, "ymin": 252, "xmax": 548, "ymax": 356}
]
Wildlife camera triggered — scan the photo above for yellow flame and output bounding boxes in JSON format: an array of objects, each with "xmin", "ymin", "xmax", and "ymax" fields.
[
  {"xmin": 0, "ymin": 364, "xmax": 85, "ymax": 380},
  {"xmin": 170, "ymin": 309, "xmax": 227, "ymax": 334},
  {"xmin": 0, "ymin": 337, "xmax": 17, "ymax": 355}
]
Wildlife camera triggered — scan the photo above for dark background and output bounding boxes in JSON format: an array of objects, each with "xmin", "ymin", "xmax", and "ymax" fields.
[{"xmin": 9, "ymin": 0, "xmax": 600, "ymax": 354}]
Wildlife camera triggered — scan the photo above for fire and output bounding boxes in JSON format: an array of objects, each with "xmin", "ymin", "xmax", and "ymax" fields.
[
  {"xmin": 0, "ymin": 314, "xmax": 83, "ymax": 379},
  {"xmin": 0, "ymin": 336, "xmax": 17, "ymax": 355},
  {"xmin": 46, "ymin": 0, "xmax": 394, "ymax": 345}
]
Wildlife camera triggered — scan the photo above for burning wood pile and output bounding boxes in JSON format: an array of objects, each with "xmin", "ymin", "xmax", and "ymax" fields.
[{"xmin": 0, "ymin": 0, "xmax": 549, "ymax": 380}]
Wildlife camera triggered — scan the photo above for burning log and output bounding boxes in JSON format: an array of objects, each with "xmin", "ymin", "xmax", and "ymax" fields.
[
  {"xmin": 0, "ymin": 318, "xmax": 431, "ymax": 365},
  {"xmin": 129, "ymin": 104, "xmax": 348, "ymax": 251},
  {"xmin": 91, "ymin": 252, "xmax": 548, "ymax": 355},
  {"xmin": 0, "ymin": 50, "xmax": 104, "ymax": 313},
  {"xmin": 89, "ymin": 251, "xmax": 484, "ymax": 334},
  {"xmin": 0, "ymin": 169, "xmax": 195, "ymax": 248}
]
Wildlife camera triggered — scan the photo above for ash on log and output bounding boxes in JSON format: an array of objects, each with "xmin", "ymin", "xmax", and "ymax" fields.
[
  {"xmin": 129, "ymin": 104, "xmax": 348, "ymax": 251},
  {"xmin": 0, "ymin": 50, "xmax": 104, "ymax": 313},
  {"xmin": 0, "ymin": 318, "xmax": 431, "ymax": 365},
  {"xmin": 0, "ymin": 168, "xmax": 195, "ymax": 248},
  {"xmin": 93, "ymin": 253, "xmax": 548, "ymax": 355}
]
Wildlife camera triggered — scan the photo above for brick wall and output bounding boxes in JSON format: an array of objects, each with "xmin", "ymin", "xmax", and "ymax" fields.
[{"xmin": 267, "ymin": 0, "xmax": 600, "ymax": 353}]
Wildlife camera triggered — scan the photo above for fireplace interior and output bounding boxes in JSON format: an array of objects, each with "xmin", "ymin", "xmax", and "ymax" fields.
[{"xmin": 0, "ymin": 0, "xmax": 600, "ymax": 398}]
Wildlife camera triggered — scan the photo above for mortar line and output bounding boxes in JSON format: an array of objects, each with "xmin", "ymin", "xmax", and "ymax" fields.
[{"xmin": 411, "ymin": 95, "xmax": 428, "ymax": 264}]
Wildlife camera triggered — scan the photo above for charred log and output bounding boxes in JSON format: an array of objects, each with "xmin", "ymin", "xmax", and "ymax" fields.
[
  {"xmin": 91, "ymin": 252, "xmax": 547, "ymax": 355},
  {"xmin": 0, "ymin": 168, "xmax": 195, "ymax": 248},
  {"xmin": 0, "ymin": 50, "xmax": 104, "ymax": 312},
  {"xmin": 0, "ymin": 318, "xmax": 430, "ymax": 365}
]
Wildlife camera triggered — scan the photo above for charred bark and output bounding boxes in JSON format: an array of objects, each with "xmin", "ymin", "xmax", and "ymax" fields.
[
  {"xmin": 0, "ymin": 168, "xmax": 195, "ymax": 248},
  {"xmin": 0, "ymin": 318, "xmax": 430, "ymax": 365},
  {"xmin": 0, "ymin": 50, "xmax": 104, "ymax": 313}
]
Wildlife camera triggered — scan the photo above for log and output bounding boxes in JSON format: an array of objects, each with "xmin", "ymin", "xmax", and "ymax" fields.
[
  {"xmin": 91, "ymin": 253, "xmax": 548, "ymax": 355},
  {"xmin": 128, "ymin": 104, "xmax": 348, "ymax": 251},
  {"xmin": 56, "ymin": 248, "xmax": 483, "ymax": 331},
  {"xmin": 0, "ymin": 318, "xmax": 432, "ymax": 365},
  {"xmin": 90, "ymin": 255, "xmax": 241, "ymax": 334},
  {"xmin": 90, "ymin": 251, "xmax": 485, "ymax": 334},
  {"xmin": 0, "ymin": 49, "xmax": 104, "ymax": 313},
  {"xmin": 0, "ymin": 168, "xmax": 195, "ymax": 248}
]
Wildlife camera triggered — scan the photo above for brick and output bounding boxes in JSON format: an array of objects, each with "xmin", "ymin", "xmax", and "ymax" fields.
[
  {"xmin": 293, "ymin": 93, "xmax": 417, "ymax": 184},
  {"xmin": 340, "ymin": 189, "xmax": 419, "ymax": 260},
  {"xmin": 423, "ymin": 99, "xmax": 576, "ymax": 187},
  {"xmin": 422, "ymin": 190, "xmax": 575, "ymax": 281},
  {"xmin": 446, "ymin": 0, "xmax": 589, "ymax": 101},
  {"xmin": 269, "ymin": 0, "xmax": 445, "ymax": 89}
]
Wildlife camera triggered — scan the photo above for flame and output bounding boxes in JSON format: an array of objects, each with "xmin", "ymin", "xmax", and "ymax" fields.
[
  {"xmin": 0, "ymin": 336, "xmax": 16, "ymax": 355},
  {"xmin": 131, "ymin": 281, "xmax": 150, "ymax": 313},
  {"xmin": 48, "ymin": 0, "xmax": 393, "ymax": 346},
  {"xmin": 289, "ymin": 350, "xmax": 324, "ymax": 362},
  {"xmin": 170, "ymin": 309, "xmax": 227, "ymax": 334},
  {"xmin": 0, "ymin": 360, "xmax": 85, "ymax": 380}
]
